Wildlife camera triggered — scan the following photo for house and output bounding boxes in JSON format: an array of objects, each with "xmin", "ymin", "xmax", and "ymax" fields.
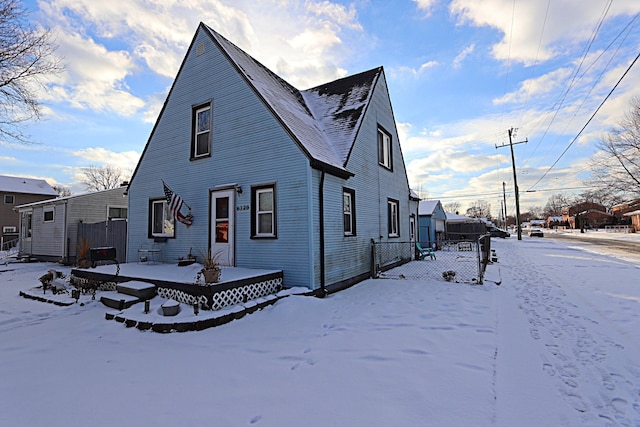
[
  {"xmin": 418, "ymin": 200, "xmax": 446, "ymax": 249},
  {"xmin": 1, "ymin": 175, "xmax": 57, "ymax": 250},
  {"xmin": 562, "ymin": 202, "xmax": 614, "ymax": 229},
  {"xmin": 15, "ymin": 187, "xmax": 128, "ymax": 264},
  {"xmin": 126, "ymin": 23, "xmax": 417, "ymax": 293},
  {"xmin": 612, "ymin": 199, "xmax": 640, "ymax": 231}
]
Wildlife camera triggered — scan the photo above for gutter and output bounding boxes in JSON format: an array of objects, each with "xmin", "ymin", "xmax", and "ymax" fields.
[{"xmin": 317, "ymin": 169, "xmax": 327, "ymax": 297}]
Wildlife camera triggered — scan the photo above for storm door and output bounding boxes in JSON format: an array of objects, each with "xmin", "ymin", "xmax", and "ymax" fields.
[{"xmin": 210, "ymin": 189, "xmax": 235, "ymax": 266}]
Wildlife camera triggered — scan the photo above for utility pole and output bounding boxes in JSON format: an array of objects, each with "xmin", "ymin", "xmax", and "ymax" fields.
[
  {"xmin": 496, "ymin": 128, "xmax": 527, "ymax": 240},
  {"xmin": 502, "ymin": 182, "xmax": 507, "ymax": 228}
]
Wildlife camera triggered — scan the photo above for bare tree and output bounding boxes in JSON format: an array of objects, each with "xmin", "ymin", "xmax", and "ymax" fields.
[
  {"xmin": 465, "ymin": 200, "xmax": 491, "ymax": 219},
  {"xmin": 443, "ymin": 201, "xmax": 461, "ymax": 214},
  {"xmin": 82, "ymin": 165, "xmax": 124, "ymax": 191},
  {"xmin": 589, "ymin": 97, "xmax": 640, "ymax": 199},
  {"xmin": 543, "ymin": 193, "xmax": 575, "ymax": 217},
  {"xmin": 52, "ymin": 185, "xmax": 71, "ymax": 197},
  {"xmin": 0, "ymin": 0, "xmax": 62, "ymax": 143}
]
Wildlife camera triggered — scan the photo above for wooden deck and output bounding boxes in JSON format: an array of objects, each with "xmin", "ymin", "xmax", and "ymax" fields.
[{"xmin": 71, "ymin": 262, "xmax": 283, "ymax": 310}]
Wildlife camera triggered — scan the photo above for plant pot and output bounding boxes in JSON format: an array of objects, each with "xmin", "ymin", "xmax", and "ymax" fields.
[{"xmin": 202, "ymin": 268, "xmax": 221, "ymax": 283}]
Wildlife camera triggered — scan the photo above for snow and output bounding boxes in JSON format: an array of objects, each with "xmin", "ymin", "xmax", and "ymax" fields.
[
  {"xmin": 1, "ymin": 233, "xmax": 640, "ymax": 426},
  {"xmin": 0, "ymin": 175, "xmax": 57, "ymax": 196}
]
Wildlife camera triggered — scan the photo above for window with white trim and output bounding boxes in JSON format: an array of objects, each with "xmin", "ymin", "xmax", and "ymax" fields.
[
  {"xmin": 378, "ymin": 126, "xmax": 392, "ymax": 170},
  {"xmin": 192, "ymin": 103, "xmax": 211, "ymax": 158},
  {"xmin": 3, "ymin": 226, "xmax": 17, "ymax": 233},
  {"xmin": 388, "ymin": 198, "xmax": 399, "ymax": 237},
  {"xmin": 108, "ymin": 206, "xmax": 128, "ymax": 220},
  {"xmin": 150, "ymin": 199, "xmax": 175, "ymax": 238},
  {"xmin": 43, "ymin": 208, "xmax": 54, "ymax": 223},
  {"xmin": 252, "ymin": 185, "xmax": 276, "ymax": 238},
  {"xmin": 343, "ymin": 188, "xmax": 356, "ymax": 236}
]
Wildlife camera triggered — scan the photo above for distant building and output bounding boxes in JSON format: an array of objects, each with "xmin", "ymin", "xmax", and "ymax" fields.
[
  {"xmin": 418, "ymin": 200, "xmax": 446, "ymax": 249},
  {"xmin": 612, "ymin": 199, "xmax": 640, "ymax": 232},
  {"xmin": 0, "ymin": 175, "xmax": 57, "ymax": 249},
  {"xmin": 562, "ymin": 202, "xmax": 614, "ymax": 229}
]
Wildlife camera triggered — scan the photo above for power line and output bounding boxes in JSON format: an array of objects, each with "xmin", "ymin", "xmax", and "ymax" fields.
[{"xmin": 528, "ymin": 50, "xmax": 640, "ymax": 190}]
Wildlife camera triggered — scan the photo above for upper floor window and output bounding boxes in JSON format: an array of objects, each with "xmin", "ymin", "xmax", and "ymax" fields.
[
  {"xmin": 343, "ymin": 188, "xmax": 356, "ymax": 236},
  {"xmin": 388, "ymin": 198, "xmax": 399, "ymax": 237},
  {"xmin": 4, "ymin": 195, "xmax": 14, "ymax": 204},
  {"xmin": 192, "ymin": 103, "xmax": 211, "ymax": 159},
  {"xmin": 378, "ymin": 126, "xmax": 392, "ymax": 170},
  {"xmin": 149, "ymin": 199, "xmax": 175, "ymax": 238},
  {"xmin": 3, "ymin": 226, "xmax": 17, "ymax": 233},
  {"xmin": 43, "ymin": 208, "xmax": 54, "ymax": 223},
  {"xmin": 252, "ymin": 184, "xmax": 277, "ymax": 238}
]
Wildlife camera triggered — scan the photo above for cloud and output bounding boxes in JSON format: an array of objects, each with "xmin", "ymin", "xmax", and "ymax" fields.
[
  {"xmin": 449, "ymin": 0, "xmax": 640, "ymax": 65},
  {"xmin": 71, "ymin": 147, "xmax": 140, "ymax": 172},
  {"xmin": 452, "ymin": 43, "xmax": 475, "ymax": 69},
  {"xmin": 0, "ymin": 156, "xmax": 16, "ymax": 161},
  {"xmin": 412, "ymin": 0, "xmax": 439, "ymax": 16}
]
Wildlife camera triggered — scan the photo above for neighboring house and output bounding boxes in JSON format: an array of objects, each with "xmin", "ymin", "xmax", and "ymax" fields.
[
  {"xmin": 15, "ymin": 187, "xmax": 128, "ymax": 263},
  {"xmin": 126, "ymin": 23, "xmax": 417, "ymax": 293},
  {"xmin": 1, "ymin": 175, "xmax": 57, "ymax": 250},
  {"xmin": 418, "ymin": 200, "xmax": 446, "ymax": 249},
  {"xmin": 562, "ymin": 202, "xmax": 614, "ymax": 229},
  {"xmin": 445, "ymin": 212, "xmax": 487, "ymax": 240},
  {"xmin": 546, "ymin": 216, "xmax": 563, "ymax": 228},
  {"xmin": 612, "ymin": 199, "xmax": 640, "ymax": 231}
]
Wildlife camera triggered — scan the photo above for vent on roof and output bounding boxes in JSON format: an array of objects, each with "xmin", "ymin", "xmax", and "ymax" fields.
[{"xmin": 196, "ymin": 43, "xmax": 205, "ymax": 56}]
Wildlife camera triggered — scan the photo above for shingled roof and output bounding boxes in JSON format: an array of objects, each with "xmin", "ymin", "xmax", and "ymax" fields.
[{"xmin": 203, "ymin": 23, "xmax": 381, "ymax": 174}]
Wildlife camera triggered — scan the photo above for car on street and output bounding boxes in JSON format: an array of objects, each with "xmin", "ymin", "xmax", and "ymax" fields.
[
  {"xmin": 529, "ymin": 228, "xmax": 544, "ymax": 237},
  {"xmin": 489, "ymin": 227, "xmax": 510, "ymax": 238}
]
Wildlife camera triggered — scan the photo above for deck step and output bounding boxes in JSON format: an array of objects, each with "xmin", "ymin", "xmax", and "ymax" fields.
[
  {"xmin": 116, "ymin": 281, "xmax": 156, "ymax": 300},
  {"xmin": 100, "ymin": 291, "xmax": 141, "ymax": 310}
]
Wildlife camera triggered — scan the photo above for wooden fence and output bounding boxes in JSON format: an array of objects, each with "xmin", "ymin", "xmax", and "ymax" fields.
[{"xmin": 77, "ymin": 220, "xmax": 127, "ymax": 263}]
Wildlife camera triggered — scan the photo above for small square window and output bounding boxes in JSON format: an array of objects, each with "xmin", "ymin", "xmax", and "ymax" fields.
[
  {"xmin": 378, "ymin": 127, "xmax": 392, "ymax": 170},
  {"xmin": 192, "ymin": 103, "xmax": 211, "ymax": 158},
  {"xmin": 251, "ymin": 184, "xmax": 277, "ymax": 238},
  {"xmin": 4, "ymin": 195, "xmax": 14, "ymax": 204},
  {"xmin": 43, "ymin": 209, "xmax": 54, "ymax": 223}
]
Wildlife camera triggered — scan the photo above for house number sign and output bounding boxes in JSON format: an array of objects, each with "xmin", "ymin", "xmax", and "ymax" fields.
[{"xmin": 236, "ymin": 205, "xmax": 250, "ymax": 211}]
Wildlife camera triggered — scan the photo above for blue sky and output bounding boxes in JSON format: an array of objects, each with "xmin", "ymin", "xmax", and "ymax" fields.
[{"xmin": 2, "ymin": 0, "xmax": 640, "ymax": 217}]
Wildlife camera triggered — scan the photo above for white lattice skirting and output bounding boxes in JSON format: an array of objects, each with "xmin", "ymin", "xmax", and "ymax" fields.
[{"xmin": 158, "ymin": 277, "xmax": 282, "ymax": 311}]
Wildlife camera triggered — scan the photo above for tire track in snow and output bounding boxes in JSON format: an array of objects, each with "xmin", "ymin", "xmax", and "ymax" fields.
[{"xmin": 503, "ymin": 241, "xmax": 640, "ymax": 426}]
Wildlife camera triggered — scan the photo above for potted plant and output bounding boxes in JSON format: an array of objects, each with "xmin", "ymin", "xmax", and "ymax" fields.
[{"xmin": 199, "ymin": 249, "xmax": 222, "ymax": 283}]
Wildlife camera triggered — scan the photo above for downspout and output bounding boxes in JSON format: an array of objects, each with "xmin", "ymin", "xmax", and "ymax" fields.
[{"xmin": 318, "ymin": 169, "xmax": 327, "ymax": 297}]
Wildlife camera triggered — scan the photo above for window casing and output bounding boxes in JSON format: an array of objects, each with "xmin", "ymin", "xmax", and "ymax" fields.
[
  {"xmin": 191, "ymin": 103, "xmax": 211, "ymax": 159},
  {"xmin": 4, "ymin": 195, "xmax": 14, "ymax": 204},
  {"xmin": 388, "ymin": 198, "xmax": 399, "ymax": 237},
  {"xmin": 149, "ymin": 199, "xmax": 175, "ymax": 238},
  {"xmin": 251, "ymin": 184, "xmax": 276, "ymax": 238},
  {"xmin": 378, "ymin": 126, "xmax": 392, "ymax": 170},
  {"xmin": 108, "ymin": 206, "xmax": 128, "ymax": 220},
  {"xmin": 43, "ymin": 208, "xmax": 54, "ymax": 223},
  {"xmin": 3, "ymin": 226, "xmax": 17, "ymax": 233},
  {"xmin": 343, "ymin": 188, "xmax": 356, "ymax": 236}
]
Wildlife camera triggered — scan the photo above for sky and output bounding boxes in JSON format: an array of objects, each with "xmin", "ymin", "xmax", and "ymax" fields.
[
  {"xmin": 2, "ymin": 231, "xmax": 640, "ymax": 426},
  {"xmin": 1, "ymin": 0, "xmax": 640, "ymax": 218}
]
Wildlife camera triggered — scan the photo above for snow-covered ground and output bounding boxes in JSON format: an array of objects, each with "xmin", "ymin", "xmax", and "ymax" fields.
[{"xmin": 1, "ymin": 233, "xmax": 639, "ymax": 427}]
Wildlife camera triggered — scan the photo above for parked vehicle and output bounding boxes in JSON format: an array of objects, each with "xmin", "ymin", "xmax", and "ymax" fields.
[
  {"xmin": 529, "ymin": 228, "xmax": 544, "ymax": 237},
  {"xmin": 489, "ymin": 227, "xmax": 510, "ymax": 238}
]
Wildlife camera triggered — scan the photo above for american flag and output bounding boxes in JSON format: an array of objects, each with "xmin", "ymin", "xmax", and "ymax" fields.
[{"xmin": 163, "ymin": 181, "xmax": 193, "ymax": 226}]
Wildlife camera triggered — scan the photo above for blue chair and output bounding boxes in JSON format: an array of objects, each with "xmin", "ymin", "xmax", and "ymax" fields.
[{"xmin": 416, "ymin": 242, "xmax": 436, "ymax": 260}]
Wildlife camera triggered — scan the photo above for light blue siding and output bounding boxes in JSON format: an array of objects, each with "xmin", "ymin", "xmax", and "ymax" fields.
[
  {"xmin": 128, "ymin": 28, "xmax": 313, "ymax": 288},
  {"xmin": 315, "ymin": 73, "xmax": 416, "ymax": 288}
]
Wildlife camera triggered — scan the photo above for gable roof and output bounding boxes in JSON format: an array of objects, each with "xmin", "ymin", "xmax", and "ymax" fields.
[
  {"xmin": 15, "ymin": 186, "xmax": 127, "ymax": 210},
  {"xmin": 202, "ymin": 23, "xmax": 382, "ymax": 175},
  {"xmin": 419, "ymin": 200, "xmax": 442, "ymax": 216},
  {"xmin": 0, "ymin": 175, "xmax": 57, "ymax": 196}
]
